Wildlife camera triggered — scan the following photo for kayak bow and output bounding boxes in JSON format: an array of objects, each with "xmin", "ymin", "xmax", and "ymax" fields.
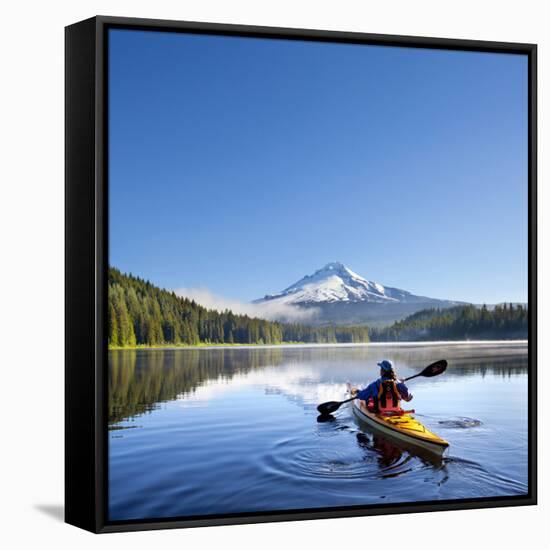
[{"xmin": 346, "ymin": 383, "xmax": 449, "ymax": 455}]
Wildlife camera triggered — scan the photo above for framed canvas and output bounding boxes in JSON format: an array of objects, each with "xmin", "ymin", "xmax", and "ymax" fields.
[{"xmin": 65, "ymin": 16, "xmax": 537, "ymax": 533}]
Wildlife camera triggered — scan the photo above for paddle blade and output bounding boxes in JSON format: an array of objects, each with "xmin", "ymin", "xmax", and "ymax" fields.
[
  {"xmin": 421, "ymin": 359, "xmax": 448, "ymax": 377},
  {"xmin": 316, "ymin": 401, "xmax": 342, "ymax": 415},
  {"xmin": 316, "ymin": 413, "xmax": 336, "ymax": 423}
]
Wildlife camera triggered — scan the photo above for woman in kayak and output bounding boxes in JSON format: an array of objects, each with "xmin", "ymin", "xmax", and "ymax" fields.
[{"xmin": 355, "ymin": 360, "xmax": 413, "ymax": 414}]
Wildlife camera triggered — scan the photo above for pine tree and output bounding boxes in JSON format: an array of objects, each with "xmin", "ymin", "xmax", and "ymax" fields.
[{"xmin": 109, "ymin": 302, "xmax": 119, "ymax": 346}]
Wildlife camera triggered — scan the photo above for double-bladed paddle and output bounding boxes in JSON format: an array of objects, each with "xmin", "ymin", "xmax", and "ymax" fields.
[{"xmin": 316, "ymin": 359, "xmax": 447, "ymax": 416}]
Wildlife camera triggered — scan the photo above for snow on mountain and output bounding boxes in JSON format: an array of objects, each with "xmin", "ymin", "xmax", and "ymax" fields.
[{"xmin": 255, "ymin": 262, "xmax": 425, "ymax": 306}]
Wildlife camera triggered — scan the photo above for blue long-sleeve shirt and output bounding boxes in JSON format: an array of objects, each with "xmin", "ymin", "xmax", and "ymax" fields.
[{"xmin": 355, "ymin": 376, "xmax": 412, "ymax": 403}]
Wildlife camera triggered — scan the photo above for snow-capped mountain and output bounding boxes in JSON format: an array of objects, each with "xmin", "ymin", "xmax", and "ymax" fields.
[
  {"xmin": 255, "ymin": 262, "xmax": 462, "ymax": 326},
  {"xmin": 257, "ymin": 262, "xmax": 434, "ymax": 305}
]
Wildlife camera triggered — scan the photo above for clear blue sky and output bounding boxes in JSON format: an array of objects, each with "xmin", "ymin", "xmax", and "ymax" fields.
[{"xmin": 109, "ymin": 29, "xmax": 528, "ymax": 304}]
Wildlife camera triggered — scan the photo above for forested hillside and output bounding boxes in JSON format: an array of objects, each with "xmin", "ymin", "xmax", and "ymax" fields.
[
  {"xmin": 369, "ymin": 304, "xmax": 528, "ymax": 341},
  {"xmin": 108, "ymin": 268, "xmax": 370, "ymax": 347}
]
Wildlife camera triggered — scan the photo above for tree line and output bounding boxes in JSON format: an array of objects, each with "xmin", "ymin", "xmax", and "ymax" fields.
[
  {"xmin": 108, "ymin": 268, "xmax": 370, "ymax": 347},
  {"xmin": 369, "ymin": 303, "xmax": 528, "ymax": 341}
]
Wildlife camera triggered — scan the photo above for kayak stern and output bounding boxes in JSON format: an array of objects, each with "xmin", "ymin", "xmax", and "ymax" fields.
[{"xmin": 347, "ymin": 383, "xmax": 449, "ymax": 456}]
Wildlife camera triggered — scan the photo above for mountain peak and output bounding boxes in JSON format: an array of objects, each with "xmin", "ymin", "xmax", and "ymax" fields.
[
  {"xmin": 312, "ymin": 262, "xmax": 362, "ymax": 281},
  {"xmin": 322, "ymin": 261, "xmax": 346, "ymax": 271},
  {"xmin": 257, "ymin": 262, "xmax": 415, "ymax": 306}
]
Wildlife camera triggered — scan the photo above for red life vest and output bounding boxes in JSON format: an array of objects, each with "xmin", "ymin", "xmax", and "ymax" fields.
[{"xmin": 377, "ymin": 379, "xmax": 402, "ymax": 414}]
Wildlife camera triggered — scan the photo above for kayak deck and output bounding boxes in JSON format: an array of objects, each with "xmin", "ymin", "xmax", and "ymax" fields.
[{"xmin": 347, "ymin": 384, "xmax": 449, "ymax": 455}]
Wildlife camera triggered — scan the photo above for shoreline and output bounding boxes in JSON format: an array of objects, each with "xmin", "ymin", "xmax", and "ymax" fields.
[{"xmin": 109, "ymin": 340, "xmax": 528, "ymax": 351}]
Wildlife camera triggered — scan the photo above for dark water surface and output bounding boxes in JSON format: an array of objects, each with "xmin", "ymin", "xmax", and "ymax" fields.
[{"xmin": 108, "ymin": 343, "xmax": 528, "ymax": 521}]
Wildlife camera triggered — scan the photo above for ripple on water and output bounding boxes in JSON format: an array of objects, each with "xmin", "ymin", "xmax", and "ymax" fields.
[
  {"xmin": 442, "ymin": 456, "xmax": 527, "ymax": 495},
  {"xmin": 437, "ymin": 417, "xmax": 483, "ymax": 429},
  {"xmin": 263, "ymin": 417, "xmax": 445, "ymax": 485},
  {"xmin": 262, "ymin": 433, "xmax": 379, "ymax": 481}
]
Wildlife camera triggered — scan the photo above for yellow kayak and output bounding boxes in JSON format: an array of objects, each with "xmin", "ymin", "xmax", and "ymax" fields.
[{"xmin": 347, "ymin": 383, "xmax": 449, "ymax": 455}]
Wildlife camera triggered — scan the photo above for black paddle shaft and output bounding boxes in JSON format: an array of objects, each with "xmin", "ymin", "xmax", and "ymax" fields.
[{"xmin": 316, "ymin": 359, "xmax": 447, "ymax": 416}]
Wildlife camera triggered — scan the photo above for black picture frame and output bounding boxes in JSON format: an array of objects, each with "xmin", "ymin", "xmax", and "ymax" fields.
[{"xmin": 65, "ymin": 15, "xmax": 537, "ymax": 533}]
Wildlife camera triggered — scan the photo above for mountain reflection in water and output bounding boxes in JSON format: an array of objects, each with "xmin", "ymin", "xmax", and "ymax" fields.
[{"xmin": 109, "ymin": 344, "xmax": 527, "ymax": 424}]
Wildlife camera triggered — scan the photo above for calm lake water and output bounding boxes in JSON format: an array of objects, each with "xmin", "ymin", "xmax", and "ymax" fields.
[{"xmin": 108, "ymin": 343, "xmax": 528, "ymax": 521}]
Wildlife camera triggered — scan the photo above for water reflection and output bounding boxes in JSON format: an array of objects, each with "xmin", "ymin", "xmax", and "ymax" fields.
[
  {"xmin": 109, "ymin": 347, "xmax": 285, "ymax": 423},
  {"xmin": 354, "ymin": 420, "xmax": 444, "ymax": 470},
  {"xmin": 109, "ymin": 344, "xmax": 527, "ymax": 424}
]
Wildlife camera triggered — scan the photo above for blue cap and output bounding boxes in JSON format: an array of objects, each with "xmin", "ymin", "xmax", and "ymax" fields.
[{"xmin": 377, "ymin": 359, "xmax": 394, "ymax": 372}]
